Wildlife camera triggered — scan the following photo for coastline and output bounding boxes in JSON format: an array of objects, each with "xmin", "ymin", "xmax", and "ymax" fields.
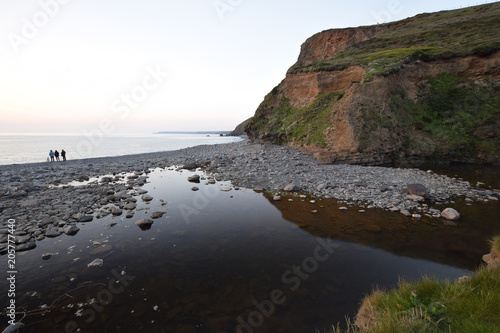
[{"xmin": 1, "ymin": 139, "xmax": 498, "ymax": 253}]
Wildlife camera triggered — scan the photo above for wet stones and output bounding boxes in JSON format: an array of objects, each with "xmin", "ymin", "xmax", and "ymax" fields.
[
  {"xmin": 63, "ymin": 225, "xmax": 80, "ymax": 236},
  {"xmin": 441, "ymin": 208, "xmax": 460, "ymax": 221},
  {"xmin": 87, "ymin": 258, "xmax": 104, "ymax": 267},
  {"xmin": 136, "ymin": 219, "xmax": 154, "ymax": 230},
  {"xmin": 142, "ymin": 194, "xmax": 153, "ymax": 202},
  {"xmin": 187, "ymin": 174, "xmax": 201, "ymax": 183},
  {"xmin": 150, "ymin": 211, "xmax": 166, "ymax": 219},
  {"xmin": 79, "ymin": 215, "xmax": 94, "ymax": 223}
]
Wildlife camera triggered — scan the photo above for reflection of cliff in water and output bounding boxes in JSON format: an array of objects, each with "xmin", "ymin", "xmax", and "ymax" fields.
[{"xmin": 266, "ymin": 194, "xmax": 500, "ymax": 271}]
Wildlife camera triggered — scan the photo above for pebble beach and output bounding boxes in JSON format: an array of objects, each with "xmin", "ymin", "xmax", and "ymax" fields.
[{"xmin": 1, "ymin": 139, "xmax": 498, "ymax": 254}]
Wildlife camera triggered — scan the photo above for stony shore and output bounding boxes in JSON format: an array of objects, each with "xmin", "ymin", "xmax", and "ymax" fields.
[{"xmin": 1, "ymin": 139, "xmax": 498, "ymax": 254}]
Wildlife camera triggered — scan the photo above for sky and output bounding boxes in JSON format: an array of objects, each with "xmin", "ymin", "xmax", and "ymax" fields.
[{"xmin": 0, "ymin": 0, "xmax": 497, "ymax": 135}]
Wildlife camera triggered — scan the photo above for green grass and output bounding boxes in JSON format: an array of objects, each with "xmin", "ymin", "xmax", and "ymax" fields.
[
  {"xmin": 388, "ymin": 73, "xmax": 500, "ymax": 161},
  {"xmin": 324, "ymin": 236, "xmax": 500, "ymax": 333},
  {"xmin": 491, "ymin": 236, "xmax": 500, "ymax": 253},
  {"xmin": 246, "ymin": 92, "xmax": 343, "ymax": 147},
  {"xmin": 289, "ymin": 3, "xmax": 500, "ymax": 77}
]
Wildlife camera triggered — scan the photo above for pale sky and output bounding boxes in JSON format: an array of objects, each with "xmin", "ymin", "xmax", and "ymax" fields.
[{"xmin": 0, "ymin": 0, "xmax": 496, "ymax": 134}]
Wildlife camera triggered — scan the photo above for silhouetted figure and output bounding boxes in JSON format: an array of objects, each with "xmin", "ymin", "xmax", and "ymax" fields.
[
  {"xmin": 61, "ymin": 149, "xmax": 66, "ymax": 161},
  {"xmin": 55, "ymin": 150, "xmax": 60, "ymax": 161},
  {"xmin": 49, "ymin": 150, "xmax": 55, "ymax": 162}
]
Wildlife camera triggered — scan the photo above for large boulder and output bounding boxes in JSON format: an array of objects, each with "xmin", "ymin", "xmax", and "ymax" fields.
[{"xmin": 407, "ymin": 184, "xmax": 428, "ymax": 198}]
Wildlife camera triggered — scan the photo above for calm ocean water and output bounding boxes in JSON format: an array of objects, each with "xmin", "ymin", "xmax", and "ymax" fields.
[{"xmin": 0, "ymin": 133, "xmax": 242, "ymax": 165}]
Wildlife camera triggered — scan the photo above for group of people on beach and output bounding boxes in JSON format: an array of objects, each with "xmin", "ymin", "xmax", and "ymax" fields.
[{"xmin": 48, "ymin": 149, "xmax": 66, "ymax": 162}]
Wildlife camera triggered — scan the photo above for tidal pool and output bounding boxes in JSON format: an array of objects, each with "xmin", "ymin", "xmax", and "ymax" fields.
[{"xmin": 1, "ymin": 167, "xmax": 499, "ymax": 333}]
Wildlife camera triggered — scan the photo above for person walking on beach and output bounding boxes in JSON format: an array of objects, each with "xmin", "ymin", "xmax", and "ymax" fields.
[
  {"xmin": 49, "ymin": 150, "xmax": 55, "ymax": 162},
  {"xmin": 55, "ymin": 150, "xmax": 60, "ymax": 161},
  {"xmin": 61, "ymin": 149, "xmax": 66, "ymax": 161}
]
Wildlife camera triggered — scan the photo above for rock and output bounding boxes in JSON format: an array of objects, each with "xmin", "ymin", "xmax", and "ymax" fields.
[
  {"xmin": 253, "ymin": 186, "xmax": 264, "ymax": 192},
  {"xmin": 124, "ymin": 202, "xmax": 137, "ymax": 210},
  {"xmin": 150, "ymin": 211, "xmax": 166, "ymax": 219},
  {"xmin": 441, "ymin": 208, "xmax": 460, "ymax": 221},
  {"xmin": 220, "ymin": 187, "xmax": 231, "ymax": 192},
  {"xmin": 182, "ymin": 162, "xmax": 201, "ymax": 170},
  {"xmin": 15, "ymin": 235, "xmax": 32, "ymax": 244},
  {"xmin": 79, "ymin": 215, "xmax": 94, "ymax": 223},
  {"xmin": 339, "ymin": 207, "xmax": 348, "ymax": 210},
  {"xmin": 407, "ymin": 195, "xmax": 425, "ymax": 202},
  {"xmin": 63, "ymin": 225, "xmax": 80, "ymax": 236},
  {"xmin": 273, "ymin": 195, "xmax": 281, "ymax": 201},
  {"xmin": 42, "ymin": 253, "xmax": 53, "ymax": 260},
  {"xmin": 389, "ymin": 207, "xmax": 399, "ymax": 212},
  {"xmin": 87, "ymin": 258, "xmax": 104, "ymax": 267},
  {"xmin": 142, "ymin": 194, "xmax": 153, "ymax": 202},
  {"xmin": 45, "ymin": 228, "xmax": 62, "ymax": 238},
  {"xmin": 191, "ymin": 187, "xmax": 199, "ymax": 191},
  {"xmin": 379, "ymin": 185, "xmax": 390, "ymax": 192},
  {"xmin": 111, "ymin": 208, "xmax": 123, "ymax": 216},
  {"xmin": 311, "ymin": 210, "xmax": 318, "ymax": 214},
  {"xmin": 412, "ymin": 214, "xmax": 422, "ymax": 220},
  {"xmin": 317, "ymin": 183, "xmax": 327, "ymax": 191},
  {"xmin": 16, "ymin": 242, "xmax": 36, "ymax": 252},
  {"xmin": 400, "ymin": 209, "xmax": 411, "ymax": 217},
  {"xmin": 487, "ymin": 196, "xmax": 498, "ymax": 201},
  {"xmin": 136, "ymin": 219, "xmax": 154, "ymax": 230},
  {"xmin": 283, "ymin": 184, "xmax": 301, "ymax": 192},
  {"xmin": 125, "ymin": 211, "xmax": 135, "ymax": 218},
  {"xmin": 407, "ymin": 184, "xmax": 428, "ymax": 198},
  {"xmin": 187, "ymin": 175, "xmax": 200, "ymax": 183}
]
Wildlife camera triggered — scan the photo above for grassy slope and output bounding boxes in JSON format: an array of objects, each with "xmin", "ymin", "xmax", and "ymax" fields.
[
  {"xmin": 328, "ymin": 237, "xmax": 500, "ymax": 333},
  {"xmin": 290, "ymin": 3, "xmax": 500, "ymax": 78}
]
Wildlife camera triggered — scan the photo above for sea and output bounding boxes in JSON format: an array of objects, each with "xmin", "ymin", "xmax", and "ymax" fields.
[{"xmin": 0, "ymin": 132, "xmax": 243, "ymax": 165}]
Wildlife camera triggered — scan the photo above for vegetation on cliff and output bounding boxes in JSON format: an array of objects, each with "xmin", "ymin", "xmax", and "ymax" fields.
[
  {"xmin": 327, "ymin": 236, "xmax": 500, "ymax": 333},
  {"xmin": 244, "ymin": 3, "xmax": 500, "ymax": 164},
  {"xmin": 289, "ymin": 3, "xmax": 500, "ymax": 77},
  {"xmin": 390, "ymin": 73, "xmax": 500, "ymax": 161}
]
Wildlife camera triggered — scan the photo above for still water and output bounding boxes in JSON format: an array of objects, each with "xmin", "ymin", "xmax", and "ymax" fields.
[{"xmin": 1, "ymin": 167, "xmax": 499, "ymax": 332}]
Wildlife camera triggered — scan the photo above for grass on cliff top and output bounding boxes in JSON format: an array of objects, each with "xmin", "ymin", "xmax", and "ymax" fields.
[
  {"xmin": 290, "ymin": 3, "xmax": 500, "ymax": 76},
  {"xmin": 325, "ymin": 236, "xmax": 500, "ymax": 333}
]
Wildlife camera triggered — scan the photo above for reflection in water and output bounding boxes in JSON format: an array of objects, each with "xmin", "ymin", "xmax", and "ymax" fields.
[{"xmin": 1, "ymin": 168, "xmax": 499, "ymax": 332}]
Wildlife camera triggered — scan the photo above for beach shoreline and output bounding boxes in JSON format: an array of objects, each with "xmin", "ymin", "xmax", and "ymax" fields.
[{"xmin": 1, "ymin": 139, "xmax": 498, "ymax": 254}]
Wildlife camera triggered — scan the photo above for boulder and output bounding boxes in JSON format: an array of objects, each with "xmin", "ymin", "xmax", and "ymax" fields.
[
  {"xmin": 63, "ymin": 225, "xmax": 80, "ymax": 236},
  {"xmin": 142, "ymin": 194, "xmax": 153, "ymax": 202},
  {"xmin": 150, "ymin": 211, "xmax": 166, "ymax": 219},
  {"xmin": 407, "ymin": 184, "xmax": 428, "ymax": 198},
  {"xmin": 187, "ymin": 175, "xmax": 201, "ymax": 183},
  {"xmin": 283, "ymin": 184, "xmax": 301, "ymax": 192},
  {"xmin": 441, "ymin": 208, "xmax": 460, "ymax": 221},
  {"xmin": 45, "ymin": 228, "xmax": 62, "ymax": 238},
  {"xmin": 79, "ymin": 215, "xmax": 94, "ymax": 223},
  {"xmin": 136, "ymin": 219, "xmax": 154, "ymax": 230}
]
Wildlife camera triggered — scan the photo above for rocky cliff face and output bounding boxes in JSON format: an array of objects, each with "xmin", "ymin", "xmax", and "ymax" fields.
[{"xmin": 245, "ymin": 3, "xmax": 500, "ymax": 165}]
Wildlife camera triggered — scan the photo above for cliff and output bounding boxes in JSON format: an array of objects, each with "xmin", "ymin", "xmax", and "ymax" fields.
[{"xmin": 245, "ymin": 3, "xmax": 500, "ymax": 165}]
